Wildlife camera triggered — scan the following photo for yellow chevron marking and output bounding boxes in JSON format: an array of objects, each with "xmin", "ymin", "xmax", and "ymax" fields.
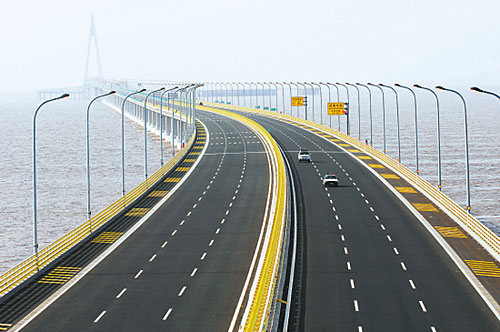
[
  {"xmin": 465, "ymin": 260, "xmax": 500, "ymax": 278},
  {"xmin": 381, "ymin": 173, "xmax": 400, "ymax": 179},
  {"xmin": 164, "ymin": 177, "xmax": 181, "ymax": 182},
  {"xmin": 175, "ymin": 167, "xmax": 190, "ymax": 172},
  {"xmin": 184, "ymin": 159, "xmax": 196, "ymax": 162},
  {"xmin": 413, "ymin": 203, "xmax": 439, "ymax": 212},
  {"xmin": 435, "ymin": 226, "xmax": 467, "ymax": 239},
  {"xmin": 358, "ymin": 156, "xmax": 372, "ymax": 160},
  {"xmin": 92, "ymin": 232, "xmax": 124, "ymax": 243},
  {"xmin": 38, "ymin": 267, "xmax": 82, "ymax": 284},
  {"xmin": 348, "ymin": 149, "xmax": 361, "ymax": 153},
  {"xmin": 190, "ymin": 152, "xmax": 201, "ymax": 155},
  {"xmin": 148, "ymin": 190, "xmax": 169, "ymax": 198},
  {"xmin": 125, "ymin": 207, "xmax": 150, "ymax": 217},
  {"xmin": 339, "ymin": 144, "xmax": 350, "ymax": 147},
  {"xmin": 192, "ymin": 147, "xmax": 203, "ymax": 150},
  {"xmin": 330, "ymin": 139, "xmax": 341, "ymax": 142},
  {"xmin": 368, "ymin": 164, "xmax": 385, "ymax": 169},
  {"xmin": 395, "ymin": 186, "xmax": 417, "ymax": 193}
]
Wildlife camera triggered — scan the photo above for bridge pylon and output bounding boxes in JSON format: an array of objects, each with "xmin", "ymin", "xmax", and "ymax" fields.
[{"xmin": 84, "ymin": 13, "xmax": 103, "ymax": 85}]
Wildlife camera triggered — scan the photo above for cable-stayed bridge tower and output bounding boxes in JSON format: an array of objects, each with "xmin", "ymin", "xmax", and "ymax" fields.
[
  {"xmin": 38, "ymin": 15, "xmax": 104, "ymax": 99},
  {"xmin": 84, "ymin": 14, "xmax": 103, "ymax": 85}
]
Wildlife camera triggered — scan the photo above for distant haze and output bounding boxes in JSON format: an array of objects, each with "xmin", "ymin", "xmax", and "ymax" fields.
[{"xmin": 1, "ymin": 0, "xmax": 499, "ymax": 92}]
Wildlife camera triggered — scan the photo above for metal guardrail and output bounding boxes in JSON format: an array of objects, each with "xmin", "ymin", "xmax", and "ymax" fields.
[
  {"xmin": 0, "ymin": 101, "xmax": 196, "ymax": 296},
  {"xmin": 218, "ymin": 102, "xmax": 500, "ymax": 264}
]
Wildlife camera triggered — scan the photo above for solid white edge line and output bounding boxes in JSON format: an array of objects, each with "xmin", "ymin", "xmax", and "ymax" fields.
[{"xmin": 11, "ymin": 121, "xmax": 211, "ymax": 332}]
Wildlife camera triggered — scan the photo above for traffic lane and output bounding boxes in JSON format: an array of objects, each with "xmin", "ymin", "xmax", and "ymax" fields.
[
  {"xmin": 163, "ymin": 148, "xmax": 269, "ymax": 331},
  {"xmin": 305, "ymin": 131, "xmax": 499, "ymax": 330},
  {"xmin": 251, "ymin": 116, "xmax": 366, "ymax": 329},
  {"xmin": 264, "ymin": 121, "xmax": 420, "ymax": 330},
  {"xmin": 91, "ymin": 115, "xmax": 260, "ymax": 331},
  {"xmin": 256, "ymin": 115, "xmax": 499, "ymax": 330},
  {"xmin": 19, "ymin": 116, "xmax": 223, "ymax": 331},
  {"xmin": 20, "ymin": 112, "xmax": 266, "ymax": 331}
]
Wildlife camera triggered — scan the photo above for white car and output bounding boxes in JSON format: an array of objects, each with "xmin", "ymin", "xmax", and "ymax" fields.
[
  {"xmin": 298, "ymin": 148, "xmax": 311, "ymax": 163},
  {"xmin": 323, "ymin": 173, "xmax": 339, "ymax": 187}
]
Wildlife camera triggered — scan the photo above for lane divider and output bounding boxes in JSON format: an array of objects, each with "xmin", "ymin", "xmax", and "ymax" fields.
[{"xmin": 198, "ymin": 104, "xmax": 287, "ymax": 332}]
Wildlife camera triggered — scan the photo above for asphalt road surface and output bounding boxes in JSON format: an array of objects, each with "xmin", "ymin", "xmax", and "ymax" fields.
[
  {"xmin": 246, "ymin": 113, "xmax": 500, "ymax": 332},
  {"xmin": 18, "ymin": 110, "xmax": 270, "ymax": 332}
]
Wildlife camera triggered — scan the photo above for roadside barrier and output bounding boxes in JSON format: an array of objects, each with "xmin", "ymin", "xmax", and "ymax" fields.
[{"xmin": 0, "ymin": 121, "xmax": 196, "ymax": 297}]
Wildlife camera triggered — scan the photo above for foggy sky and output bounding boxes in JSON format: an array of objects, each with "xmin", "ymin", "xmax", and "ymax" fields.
[{"xmin": 1, "ymin": 0, "xmax": 499, "ymax": 92}]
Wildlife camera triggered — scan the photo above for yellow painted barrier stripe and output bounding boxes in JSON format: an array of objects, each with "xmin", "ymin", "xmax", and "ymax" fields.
[
  {"xmin": 395, "ymin": 186, "xmax": 417, "ymax": 193},
  {"xmin": 435, "ymin": 226, "xmax": 467, "ymax": 239}
]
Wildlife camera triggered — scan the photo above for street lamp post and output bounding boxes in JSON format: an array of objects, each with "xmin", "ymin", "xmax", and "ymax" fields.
[
  {"xmin": 471, "ymin": 86, "xmax": 500, "ymax": 100},
  {"xmin": 249, "ymin": 82, "xmax": 256, "ymax": 108},
  {"xmin": 414, "ymin": 84, "xmax": 442, "ymax": 190},
  {"xmin": 276, "ymin": 82, "xmax": 285, "ymax": 114},
  {"xmin": 270, "ymin": 82, "xmax": 279, "ymax": 112},
  {"xmin": 380, "ymin": 84, "xmax": 401, "ymax": 162},
  {"xmin": 356, "ymin": 83, "xmax": 373, "ymax": 146},
  {"xmin": 263, "ymin": 82, "xmax": 271, "ymax": 110},
  {"xmin": 327, "ymin": 83, "xmax": 340, "ymax": 130},
  {"xmin": 290, "ymin": 82, "xmax": 299, "ymax": 117},
  {"xmin": 257, "ymin": 82, "xmax": 265, "ymax": 109},
  {"xmin": 319, "ymin": 82, "xmax": 331, "ymax": 128},
  {"xmin": 368, "ymin": 83, "xmax": 386, "ymax": 153},
  {"xmin": 242, "ymin": 82, "xmax": 248, "ymax": 108},
  {"xmin": 336, "ymin": 82, "xmax": 350, "ymax": 135},
  {"xmin": 436, "ymin": 86, "xmax": 471, "ymax": 212},
  {"xmin": 144, "ymin": 88, "xmax": 165, "ymax": 179},
  {"xmin": 160, "ymin": 86, "xmax": 179, "ymax": 166},
  {"xmin": 395, "ymin": 83, "xmax": 420, "ymax": 174},
  {"xmin": 122, "ymin": 89, "xmax": 146, "ymax": 196},
  {"xmin": 298, "ymin": 82, "xmax": 308, "ymax": 120},
  {"xmin": 312, "ymin": 82, "xmax": 323, "ymax": 125},
  {"xmin": 304, "ymin": 82, "xmax": 315, "ymax": 122},
  {"xmin": 346, "ymin": 83, "xmax": 361, "ymax": 140},
  {"xmin": 33, "ymin": 93, "xmax": 69, "ymax": 269},
  {"xmin": 86, "ymin": 91, "xmax": 115, "ymax": 232}
]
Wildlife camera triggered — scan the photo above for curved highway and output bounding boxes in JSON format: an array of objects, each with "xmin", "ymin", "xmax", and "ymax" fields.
[
  {"xmin": 243, "ymin": 112, "xmax": 500, "ymax": 331},
  {"xmin": 12, "ymin": 110, "xmax": 270, "ymax": 331}
]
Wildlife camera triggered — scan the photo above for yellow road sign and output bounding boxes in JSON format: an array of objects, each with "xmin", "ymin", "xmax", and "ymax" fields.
[
  {"xmin": 291, "ymin": 97, "xmax": 304, "ymax": 106},
  {"xmin": 328, "ymin": 102, "xmax": 345, "ymax": 115}
]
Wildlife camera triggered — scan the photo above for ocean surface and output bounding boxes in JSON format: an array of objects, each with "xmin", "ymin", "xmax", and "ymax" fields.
[
  {"xmin": 1, "ymin": 88, "xmax": 499, "ymax": 275},
  {"xmin": 0, "ymin": 93, "xmax": 171, "ymax": 274}
]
